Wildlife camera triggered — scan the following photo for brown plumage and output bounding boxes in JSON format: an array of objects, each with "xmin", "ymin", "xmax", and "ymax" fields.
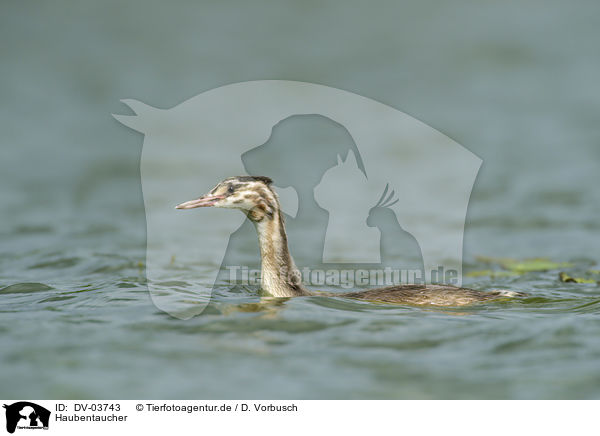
[
  {"xmin": 340, "ymin": 285, "xmax": 520, "ymax": 306},
  {"xmin": 176, "ymin": 176, "xmax": 526, "ymax": 306}
]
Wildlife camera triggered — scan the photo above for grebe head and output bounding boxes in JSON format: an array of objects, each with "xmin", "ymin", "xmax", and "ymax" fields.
[{"xmin": 175, "ymin": 175, "xmax": 277, "ymax": 222}]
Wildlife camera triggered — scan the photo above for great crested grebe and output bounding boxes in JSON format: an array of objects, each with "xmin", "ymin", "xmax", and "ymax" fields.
[{"xmin": 176, "ymin": 176, "xmax": 525, "ymax": 306}]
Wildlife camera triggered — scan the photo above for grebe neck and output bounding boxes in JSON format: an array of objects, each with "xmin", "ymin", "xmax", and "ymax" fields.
[{"xmin": 253, "ymin": 208, "xmax": 310, "ymax": 297}]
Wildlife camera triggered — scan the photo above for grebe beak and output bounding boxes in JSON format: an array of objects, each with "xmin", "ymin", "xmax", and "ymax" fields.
[{"xmin": 175, "ymin": 195, "xmax": 225, "ymax": 209}]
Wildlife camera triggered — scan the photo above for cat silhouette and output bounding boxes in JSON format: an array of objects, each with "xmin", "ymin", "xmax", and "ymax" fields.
[{"xmin": 314, "ymin": 150, "xmax": 380, "ymax": 263}]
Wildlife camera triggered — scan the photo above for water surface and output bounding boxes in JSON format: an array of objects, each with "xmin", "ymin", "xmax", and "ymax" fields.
[{"xmin": 1, "ymin": 0, "xmax": 599, "ymax": 399}]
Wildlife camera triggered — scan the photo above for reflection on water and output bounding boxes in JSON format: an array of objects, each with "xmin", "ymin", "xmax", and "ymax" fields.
[{"xmin": 1, "ymin": 0, "xmax": 600, "ymax": 399}]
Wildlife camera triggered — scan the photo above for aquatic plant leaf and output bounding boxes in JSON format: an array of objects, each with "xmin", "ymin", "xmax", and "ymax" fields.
[
  {"xmin": 504, "ymin": 259, "xmax": 573, "ymax": 273},
  {"xmin": 465, "ymin": 270, "xmax": 519, "ymax": 278},
  {"xmin": 475, "ymin": 256, "xmax": 515, "ymax": 265},
  {"xmin": 559, "ymin": 272, "xmax": 597, "ymax": 284},
  {"xmin": 475, "ymin": 256, "xmax": 573, "ymax": 272}
]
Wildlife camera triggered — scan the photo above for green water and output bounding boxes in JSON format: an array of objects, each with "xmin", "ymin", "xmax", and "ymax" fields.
[{"xmin": 1, "ymin": 0, "xmax": 600, "ymax": 399}]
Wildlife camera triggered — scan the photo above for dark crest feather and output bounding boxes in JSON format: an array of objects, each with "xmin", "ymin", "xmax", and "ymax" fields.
[{"xmin": 235, "ymin": 175, "xmax": 273, "ymax": 186}]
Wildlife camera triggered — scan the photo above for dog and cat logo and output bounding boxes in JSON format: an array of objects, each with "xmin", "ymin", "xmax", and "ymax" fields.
[
  {"xmin": 3, "ymin": 402, "xmax": 50, "ymax": 434},
  {"xmin": 114, "ymin": 80, "xmax": 481, "ymax": 320}
]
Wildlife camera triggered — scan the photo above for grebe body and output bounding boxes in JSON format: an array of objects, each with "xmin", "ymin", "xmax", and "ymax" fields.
[{"xmin": 176, "ymin": 176, "xmax": 524, "ymax": 306}]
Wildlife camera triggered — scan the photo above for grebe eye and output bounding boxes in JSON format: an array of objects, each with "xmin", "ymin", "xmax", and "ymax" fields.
[{"xmin": 228, "ymin": 185, "xmax": 235, "ymax": 194}]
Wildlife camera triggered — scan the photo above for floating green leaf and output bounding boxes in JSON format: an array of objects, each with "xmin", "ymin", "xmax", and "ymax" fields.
[
  {"xmin": 475, "ymin": 256, "xmax": 514, "ymax": 265},
  {"xmin": 465, "ymin": 270, "xmax": 520, "ymax": 278},
  {"xmin": 503, "ymin": 259, "xmax": 573, "ymax": 273},
  {"xmin": 476, "ymin": 256, "xmax": 573, "ymax": 273},
  {"xmin": 559, "ymin": 272, "xmax": 597, "ymax": 284}
]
